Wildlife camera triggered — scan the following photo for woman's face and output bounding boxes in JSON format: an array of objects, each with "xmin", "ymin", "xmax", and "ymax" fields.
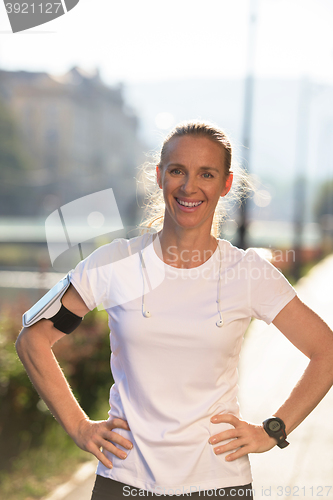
[{"xmin": 157, "ymin": 135, "xmax": 233, "ymax": 234}]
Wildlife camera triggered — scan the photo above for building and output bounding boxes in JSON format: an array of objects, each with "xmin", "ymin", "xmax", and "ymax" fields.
[{"xmin": 0, "ymin": 67, "xmax": 145, "ymax": 222}]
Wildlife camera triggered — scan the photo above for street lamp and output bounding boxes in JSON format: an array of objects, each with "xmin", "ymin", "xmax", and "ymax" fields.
[{"xmin": 237, "ymin": 0, "xmax": 258, "ymax": 249}]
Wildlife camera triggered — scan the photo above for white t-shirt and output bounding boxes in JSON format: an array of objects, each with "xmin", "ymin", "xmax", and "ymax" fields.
[{"xmin": 70, "ymin": 233, "xmax": 296, "ymax": 494}]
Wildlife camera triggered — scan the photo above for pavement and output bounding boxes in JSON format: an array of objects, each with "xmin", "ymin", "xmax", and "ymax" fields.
[{"xmin": 43, "ymin": 255, "xmax": 333, "ymax": 500}]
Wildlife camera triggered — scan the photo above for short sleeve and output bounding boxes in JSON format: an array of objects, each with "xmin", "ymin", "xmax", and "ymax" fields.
[
  {"xmin": 246, "ymin": 248, "xmax": 297, "ymax": 324},
  {"xmin": 69, "ymin": 234, "xmax": 153, "ymax": 311},
  {"xmin": 70, "ymin": 239, "xmax": 131, "ymax": 311}
]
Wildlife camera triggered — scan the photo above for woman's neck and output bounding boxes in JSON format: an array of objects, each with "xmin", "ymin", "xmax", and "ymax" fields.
[{"xmin": 156, "ymin": 227, "xmax": 218, "ymax": 269}]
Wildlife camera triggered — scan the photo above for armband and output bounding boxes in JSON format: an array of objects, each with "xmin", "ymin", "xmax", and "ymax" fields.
[
  {"xmin": 22, "ymin": 273, "xmax": 83, "ymax": 334},
  {"xmin": 48, "ymin": 303, "xmax": 83, "ymax": 334}
]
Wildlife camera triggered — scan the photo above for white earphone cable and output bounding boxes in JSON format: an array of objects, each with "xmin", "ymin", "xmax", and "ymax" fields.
[
  {"xmin": 216, "ymin": 242, "xmax": 224, "ymax": 327},
  {"xmin": 141, "ymin": 237, "xmax": 223, "ymax": 327},
  {"xmin": 140, "ymin": 250, "xmax": 151, "ymax": 319}
]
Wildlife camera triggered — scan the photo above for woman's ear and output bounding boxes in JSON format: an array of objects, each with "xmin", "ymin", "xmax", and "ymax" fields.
[
  {"xmin": 156, "ymin": 165, "xmax": 162, "ymax": 188},
  {"xmin": 221, "ymin": 172, "xmax": 233, "ymax": 197}
]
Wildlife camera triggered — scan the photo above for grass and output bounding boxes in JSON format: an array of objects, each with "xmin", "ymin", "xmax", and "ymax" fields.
[
  {"xmin": 0, "ymin": 399, "xmax": 110, "ymax": 500},
  {"xmin": 0, "ymin": 422, "xmax": 90, "ymax": 500},
  {"xmin": 0, "ymin": 295, "xmax": 111, "ymax": 500}
]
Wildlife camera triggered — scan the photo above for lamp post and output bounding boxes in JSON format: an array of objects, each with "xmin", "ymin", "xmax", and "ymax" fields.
[
  {"xmin": 237, "ymin": 0, "xmax": 258, "ymax": 249},
  {"xmin": 292, "ymin": 77, "xmax": 311, "ymax": 280}
]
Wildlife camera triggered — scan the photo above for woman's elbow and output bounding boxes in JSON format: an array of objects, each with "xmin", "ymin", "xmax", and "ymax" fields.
[
  {"xmin": 15, "ymin": 320, "xmax": 59, "ymax": 360},
  {"xmin": 15, "ymin": 326, "xmax": 32, "ymax": 360}
]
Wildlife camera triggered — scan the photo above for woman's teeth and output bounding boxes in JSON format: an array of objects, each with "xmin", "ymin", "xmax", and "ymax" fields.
[{"xmin": 176, "ymin": 199, "xmax": 203, "ymax": 207}]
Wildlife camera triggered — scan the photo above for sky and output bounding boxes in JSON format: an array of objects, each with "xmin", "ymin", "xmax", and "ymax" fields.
[{"xmin": 0, "ymin": 0, "xmax": 333, "ymax": 85}]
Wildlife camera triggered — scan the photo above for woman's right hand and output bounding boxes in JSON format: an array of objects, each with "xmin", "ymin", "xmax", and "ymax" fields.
[{"xmin": 73, "ymin": 417, "xmax": 133, "ymax": 469}]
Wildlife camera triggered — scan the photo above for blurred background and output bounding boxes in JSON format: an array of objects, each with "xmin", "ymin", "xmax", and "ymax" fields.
[{"xmin": 1, "ymin": 0, "xmax": 333, "ymax": 498}]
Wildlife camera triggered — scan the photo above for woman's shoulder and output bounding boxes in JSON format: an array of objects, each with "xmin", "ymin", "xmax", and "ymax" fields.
[
  {"xmin": 218, "ymin": 239, "xmax": 272, "ymax": 267},
  {"xmin": 81, "ymin": 232, "xmax": 152, "ymax": 268},
  {"xmin": 218, "ymin": 238, "xmax": 246, "ymax": 263}
]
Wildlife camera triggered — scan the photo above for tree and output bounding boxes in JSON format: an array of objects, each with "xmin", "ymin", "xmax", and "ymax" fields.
[
  {"xmin": 314, "ymin": 180, "xmax": 333, "ymax": 220},
  {"xmin": 314, "ymin": 179, "xmax": 333, "ymax": 252},
  {"xmin": 0, "ymin": 97, "xmax": 35, "ymax": 215}
]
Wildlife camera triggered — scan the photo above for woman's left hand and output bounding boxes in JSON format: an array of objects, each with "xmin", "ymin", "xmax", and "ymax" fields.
[{"xmin": 209, "ymin": 413, "xmax": 277, "ymax": 461}]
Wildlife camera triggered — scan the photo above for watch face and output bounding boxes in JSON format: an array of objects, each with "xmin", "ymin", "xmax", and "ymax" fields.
[{"xmin": 268, "ymin": 420, "xmax": 281, "ymax": 432}]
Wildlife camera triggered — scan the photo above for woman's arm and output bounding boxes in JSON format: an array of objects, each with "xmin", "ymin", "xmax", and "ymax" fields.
[
  {"xmin": 16, "ymin": 284, "xmax": 132, "ymax": 468},
  {"xmin": 209, "ymin": 296, "xmax": 333, "ymax": 460}
]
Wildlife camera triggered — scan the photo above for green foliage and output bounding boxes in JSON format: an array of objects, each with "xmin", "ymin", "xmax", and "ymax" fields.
[
  {"xmin": 0, "ymin": 308, "xmax": 49, "ymax": 469},
  {"xmin": 0, "ymin": 300, "xmax": 113, "ymax": 475},
  {"xmin": 314, "ymin": 179, "xmax": 333, "ymax": 221},
  {"xmin": 0, "ymin": 97, "xmax": 35, "ymax": 215},
  {"xmin": 0, "ymin": 420, "xmax": 91, "ymax": 500},
  {"xmin": 0, "ymin": 98, "xmax": 29, "ymax": 175}
]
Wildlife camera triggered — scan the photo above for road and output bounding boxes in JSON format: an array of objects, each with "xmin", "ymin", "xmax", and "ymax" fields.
[{"xmin": 44, "ymin": 255, "xmax": 333, "ymax": 500}]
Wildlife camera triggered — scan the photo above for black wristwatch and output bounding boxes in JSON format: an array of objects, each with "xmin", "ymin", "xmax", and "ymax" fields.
[{"xmin": 262, "ymin": 417, "xmax": 289, "ymax": 449}]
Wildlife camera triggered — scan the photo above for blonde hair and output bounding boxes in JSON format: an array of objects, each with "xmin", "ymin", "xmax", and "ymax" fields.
[{"xmin": 138, "ymin": 120, "xmax": 250, "ymax": 237}]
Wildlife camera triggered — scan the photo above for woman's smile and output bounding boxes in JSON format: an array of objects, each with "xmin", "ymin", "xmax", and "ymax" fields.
[
  {"xmin": 175, "ymin": 197, "xmax": 204, "ymax": 211},
  {"xmin": 157, "ymin": 135, "xmax": 230, "ymax": 232}
]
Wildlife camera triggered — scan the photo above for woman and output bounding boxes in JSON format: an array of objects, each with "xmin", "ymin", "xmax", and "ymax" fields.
[{"xmin": 16, "ymin": 121, "xmax": 333, "ymax": 499}]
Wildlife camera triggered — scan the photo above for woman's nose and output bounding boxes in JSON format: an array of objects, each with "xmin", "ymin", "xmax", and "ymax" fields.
[{"xmin": 181, "ymin": 175, "xmax": 197, "ymax": 194}]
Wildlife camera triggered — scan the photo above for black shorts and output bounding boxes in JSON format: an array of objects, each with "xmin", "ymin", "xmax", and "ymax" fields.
[{"xmin": 91, "ymin": 475, "xmax": 253, "ymax": 499}]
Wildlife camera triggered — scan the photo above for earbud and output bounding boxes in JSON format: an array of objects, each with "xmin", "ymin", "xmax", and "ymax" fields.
[
  {"xmin": 216, "ymin": 319, "xmax": 223, "ymax": 328},
  {"xmin": 143, "ymin": 311, "xmax": 151, "ymax": 318}
]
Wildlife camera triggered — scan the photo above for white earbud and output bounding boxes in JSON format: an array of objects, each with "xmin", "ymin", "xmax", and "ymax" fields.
[
  {"xmin": 143, "ymin": 311, "xmax": 151, "ymax": 318},
  {"xmin": 216, "ymin": 319, "xmax": 223, "ymax": 328}
]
